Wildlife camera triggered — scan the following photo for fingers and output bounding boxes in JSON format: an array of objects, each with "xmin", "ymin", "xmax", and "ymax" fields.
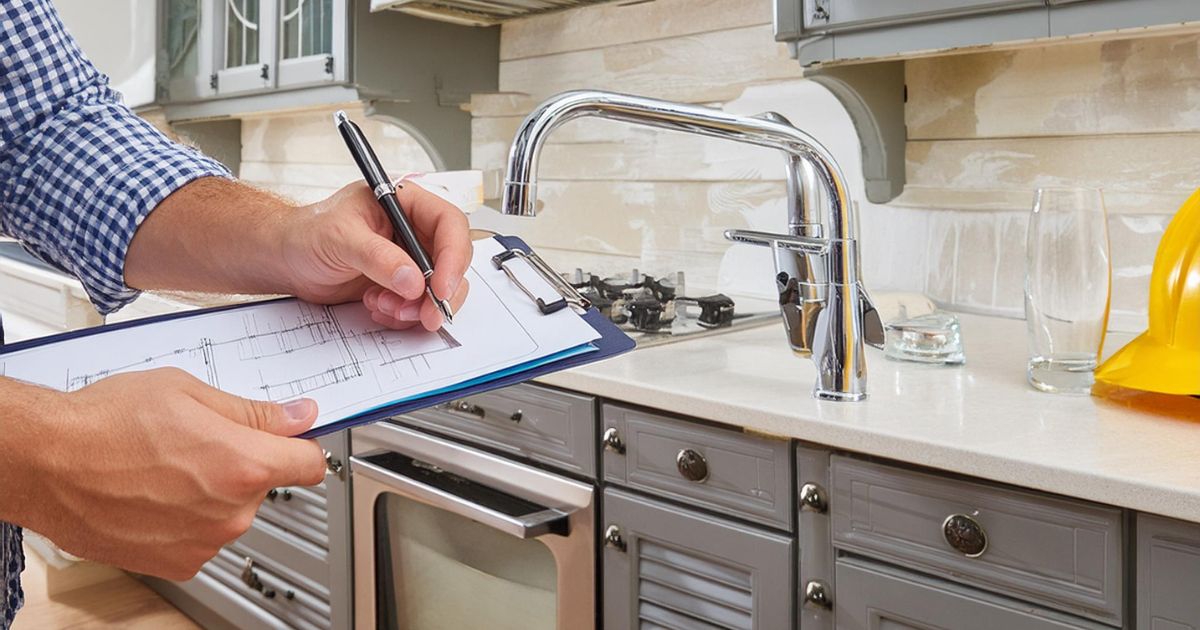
[
  {"xmin": 395, "ymin": 182, "xmax": 472, "ymax": 302},
  {"xmin": 419, "ymin": 276, "xmax": 470, "ymax": 331},
  {"xmin": 340, "ymin": 223, "xmax": 426, "ymax": 301}
]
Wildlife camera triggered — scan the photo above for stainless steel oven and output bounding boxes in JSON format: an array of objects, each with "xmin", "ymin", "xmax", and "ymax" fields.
[{"xmin": 351, "ymin": 422, "xmax": 596, "ymax": 629}]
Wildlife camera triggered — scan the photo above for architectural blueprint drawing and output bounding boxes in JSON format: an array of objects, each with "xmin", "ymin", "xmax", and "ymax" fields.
[{"xmin": 0, "ymin": 239, "xmax": 601, "ymax": 429}]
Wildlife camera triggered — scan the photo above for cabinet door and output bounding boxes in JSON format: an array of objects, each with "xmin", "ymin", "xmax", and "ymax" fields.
[
  {"xmin": 277, "ymin": 0, "xmax": 346, "ymax": 87},
  {"xmin": 215, "ymin": 0, "xmax": 276, "ymax": 94},
  {"xmin": 836, "ymin": 559, "xmax": 1107, "ymax": 630},
  {"xmin": 1138, "ymin": 514, "xmax": 1200, "ymax": 629},
  {"xmin": 602, "ymin": 488, "xmax": 792, "ymax": 630}
]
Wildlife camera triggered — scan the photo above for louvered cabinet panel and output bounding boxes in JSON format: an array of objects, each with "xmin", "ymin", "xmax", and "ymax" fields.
[{"xmin": 602, "ymin": 487, "xmax": 793, "ymax": 629}]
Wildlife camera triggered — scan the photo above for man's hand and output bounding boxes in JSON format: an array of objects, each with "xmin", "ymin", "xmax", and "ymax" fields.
[
  {"xmin": 281, "ymin": 181, "xmax": 472, "ymax": 331},
  {"xmin": 2, "ymin": 369, "xmax": 326, "ymax": 580},
  {"xmin": 126, "ymin": 177, "xmax": 473, "ymax": 331}
]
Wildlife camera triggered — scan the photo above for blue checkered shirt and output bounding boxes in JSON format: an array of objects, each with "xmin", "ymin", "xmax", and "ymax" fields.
[{"xmin": 1, "ymin": 1, "xmax": 231, "ymax": 626}]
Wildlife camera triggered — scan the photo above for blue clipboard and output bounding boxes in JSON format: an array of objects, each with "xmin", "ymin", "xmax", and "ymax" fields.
[{"xmin": 0, "ymin": 235, "xmax": 635, "ymax": 438}]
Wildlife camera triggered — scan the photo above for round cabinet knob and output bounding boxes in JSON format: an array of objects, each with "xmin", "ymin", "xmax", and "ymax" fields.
[
  {"xmin": 676, "ymin": 448, "xmax": 709, "ymax": 482},
  {"xmin": 799, "ymin": 482, "xmax": 828, "ymax": 513},
  {"xmin": 942, "ymin": 513, "xmax": 988, "ymax": 558},
  {"xmin": 803, "ymin": 580, "xmax": 832, "ymax": 610},
  {"xmin": 602, "ymin": 428, "xmax": 626, "ymax": 454},
  {"xmin": 509, "ymin": 409, "xmax": 523, "ymax": 423},
  {"xmin": 604, "ymin": 525, "xmax": 626, "ymax": 552}
]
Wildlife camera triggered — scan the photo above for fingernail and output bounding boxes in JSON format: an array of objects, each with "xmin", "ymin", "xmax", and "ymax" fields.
[
  {"xmin": 397, "ymin": 301, "xmax": 422, "ymax": 321},
  {"xmin": 282, "ymin": 398, "xmax": 317, "ymax": 422},
  {"xmin": 392, "ymin": 266, "xmax": 421, "ymax": 298},
  {"xmin": 447, "ymin": 275, "xmax": 462, "ymax": 299}
]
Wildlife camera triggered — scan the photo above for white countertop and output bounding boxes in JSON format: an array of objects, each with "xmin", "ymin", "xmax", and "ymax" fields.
[{"xmin": 537, "ymin": 313, "xmax": 1200, "ymax": 523}]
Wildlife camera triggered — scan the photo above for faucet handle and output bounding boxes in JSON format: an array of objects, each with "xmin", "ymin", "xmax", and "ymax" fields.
[
  {"xmin": 857, "ymin": 283, "xmax": 885, "ymax": 349},
  {"xmin": 723, "ymin": 229, "xmax": 828, "ymax": 255}
]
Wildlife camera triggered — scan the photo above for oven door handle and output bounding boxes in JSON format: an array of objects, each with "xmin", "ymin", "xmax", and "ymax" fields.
[{"xmin": 351, "ymin": 455, "xmax": 574, "ymax": 539}]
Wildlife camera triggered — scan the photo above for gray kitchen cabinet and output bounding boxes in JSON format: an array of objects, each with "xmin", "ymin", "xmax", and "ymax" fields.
[
  {"xmin": 602, "ymin": 487, "xmax": 793, "ymax": 630},
  {"xmin": 156, "ymin": 0, "xmax": 498, "ymax": 171},
  {"xmin": 835, "ymin": 557, "xmax": 1110, "ymax": 629},
  {"xmin": 830, "ymin": 455, "xmax": 1124, "ymax": 625},
  {"xmin": 1137, "ymin": 513, "xmax": 1200, "ymax": 629},
  {"xmin": 602, "ymin": 404, "xmax": 793, "ymax": 531}
]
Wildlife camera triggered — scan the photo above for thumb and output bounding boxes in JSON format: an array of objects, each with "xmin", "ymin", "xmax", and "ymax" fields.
[
  {"xmin": 341, "ymin": 223, "xmax": 425, "ymax": 301},
  {"xmin": 197, "ymin": 388, "xmax": 320, "ymax": 437}
]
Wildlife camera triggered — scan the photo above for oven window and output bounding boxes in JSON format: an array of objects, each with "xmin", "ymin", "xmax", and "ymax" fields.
[{"xmin": 377, "ymin": 493, "xmax": 558, "ymax": 629}]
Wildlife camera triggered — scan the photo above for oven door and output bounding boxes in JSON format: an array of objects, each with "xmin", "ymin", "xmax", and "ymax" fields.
[{"xmin": 351, "ymin": 423, "xmax": 595, "ymax": 630}]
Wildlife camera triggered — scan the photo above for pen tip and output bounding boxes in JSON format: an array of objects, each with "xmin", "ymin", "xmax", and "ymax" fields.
[{"xmin": 333, "ymin": 110, "xmax": 348, "ymax": 125}]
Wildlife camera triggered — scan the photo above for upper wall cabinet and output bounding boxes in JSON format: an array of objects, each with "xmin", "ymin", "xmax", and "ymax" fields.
[
  {"xmin": 156, "ymin": 0, "xmax": 498, "ymax": 170},
  {"xmin": 777, "ymin": 0, "xmax": 1200, "ymax": 67}
]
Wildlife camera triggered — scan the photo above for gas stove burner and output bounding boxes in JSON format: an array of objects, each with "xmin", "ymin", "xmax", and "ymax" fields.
[{"xmin": 563, "ymin": 268, "xmax": 748, "ymax": 337}]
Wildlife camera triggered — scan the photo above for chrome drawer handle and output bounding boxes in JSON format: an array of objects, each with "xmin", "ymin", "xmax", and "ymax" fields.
[
  {"xmin": 943, "ymin": 513, "xmax": 988, "ymax": 558},
  {"xmin": 441, "ymin": 400, "xmax": 485, "ymax": 419},
  {"xmin": 676, "ymin": 448, "xmax": 709, "ymax": 483},
  {"xmin": 604, "ymin": 525, "xmax": 626, "ymax": 552},
  {"xmin": 602, "ymin": 427, "xmax": 626, "ymax": 454},
  {"xmin": 799, "ymin": 482, "xmax": 828, "ymax": 513},
  {"xmin": 803, "ymin": 580, "xmax": 832, "ymax": 610}
]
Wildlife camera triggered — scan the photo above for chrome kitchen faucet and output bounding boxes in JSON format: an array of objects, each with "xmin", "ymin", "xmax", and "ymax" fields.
[{"xmin": 500, "ymin": 90, "xmax": 884, "ymax": 401}]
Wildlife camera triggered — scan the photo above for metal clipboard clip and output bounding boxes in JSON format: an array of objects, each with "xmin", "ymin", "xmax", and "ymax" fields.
[{"xmin": 491, "ymin": 248, "xmax": 592, "ymax": 315}]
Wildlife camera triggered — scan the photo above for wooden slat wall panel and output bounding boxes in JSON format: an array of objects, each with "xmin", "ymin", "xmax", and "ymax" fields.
[
  {"xmin": 498, "ymin": 24, "xmax": 800, "ymax": 104},
  {"xmin": 903, "ymin": 134, "xmax": 1200, "ymax": 215},
  {"xmin": 907, "ymin": 34, "xmax": 1200, "ymax": 140},
  {"xmin": 499, "ymin": 0, "xmax": 771, "ymax": 61}
]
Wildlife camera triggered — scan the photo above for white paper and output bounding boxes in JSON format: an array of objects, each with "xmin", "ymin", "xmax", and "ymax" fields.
[{"xmin": 0, "ymin": 239, "xmax": 601, "ymax": 430}]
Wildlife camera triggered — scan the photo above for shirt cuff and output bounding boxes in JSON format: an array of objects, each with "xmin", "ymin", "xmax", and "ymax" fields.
[{"xmin": 1, "ymin": 103, "xmax": 232, "ymax": 314}]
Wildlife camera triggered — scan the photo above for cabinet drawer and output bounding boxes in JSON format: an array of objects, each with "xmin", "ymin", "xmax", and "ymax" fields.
[
  {"xmin": 836, "ymin": 558, "xmax": 1110, "ymax": 629},
  {"xmin": 830, "ymin": 455, "xmax": 1123, "ymax": 625},
  {"xmin": 603, "ymin": 404, "xmax": 792, "ymax": 531},
  {"xmin": 256, "ymin": 483, "xmax": 328, "ymax": 550},
  {"xmin": 399, "ymin": 383, "xmax": 596, "ymax": 478},
  {"xmin": 1137, "ymin": 514, "xmax": 1200, "ymax": 629},
  {"xmin": 201, "ymin": 542, "xmax": 332, "ymax": 630}
]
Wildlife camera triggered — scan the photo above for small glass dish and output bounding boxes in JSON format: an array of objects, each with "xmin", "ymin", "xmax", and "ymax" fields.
[{"xmin": 883, "ymin": 311, "xmax": 965, "ymax": 365}]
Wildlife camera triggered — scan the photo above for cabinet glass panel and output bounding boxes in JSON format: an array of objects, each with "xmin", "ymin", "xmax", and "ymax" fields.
[
  {"xmin": 281, "ymin": 0, "xmax": 333, "ymax": 60},
  {"xmin": 224, "ymin": 0, "xmax": 261, "ymax": 69},
  {"xmin": 164, "ymin": 0, "xmax": 201, "ymax": 81}
]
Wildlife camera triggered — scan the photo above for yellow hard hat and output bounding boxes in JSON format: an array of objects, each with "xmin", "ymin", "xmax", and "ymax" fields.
[{"xmin": 1095, "ymin": 188, "xmax": 1200, "ymax": 395}]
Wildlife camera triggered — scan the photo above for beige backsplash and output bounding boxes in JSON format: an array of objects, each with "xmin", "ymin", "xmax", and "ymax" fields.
[{"xmin": 232, "ymin": 0, "xmax": 1200, "ymax": 334}]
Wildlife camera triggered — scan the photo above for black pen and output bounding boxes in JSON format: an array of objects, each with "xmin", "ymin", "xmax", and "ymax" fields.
[{"xmin": 333, "ymin": 110, "xmax": 454, "ymax": 324}]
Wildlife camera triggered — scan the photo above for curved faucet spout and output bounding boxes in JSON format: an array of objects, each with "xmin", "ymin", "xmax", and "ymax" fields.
[
  {"xmin": 500, "ymin": 89, "xmax": 875, "ymax": 401},
  {"xmin": 501, "ymin": 90, "xmax": 857, "ymax": 242}
]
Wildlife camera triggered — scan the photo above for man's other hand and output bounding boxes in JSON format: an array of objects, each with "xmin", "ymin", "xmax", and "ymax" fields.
[{"xmin": 27, "ymin": 368, "xmax": 326, "ymax": 580}]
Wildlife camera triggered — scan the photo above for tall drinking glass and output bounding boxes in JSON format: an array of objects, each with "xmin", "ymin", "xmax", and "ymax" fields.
[{"xmin": 1025, "ymin": 187, "xmax": 1111, "ymax": 394}]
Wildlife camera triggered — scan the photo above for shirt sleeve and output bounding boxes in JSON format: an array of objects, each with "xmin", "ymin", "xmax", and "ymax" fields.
[{"xmin": 0, "ymin": 0, "xmax": 232, "ymax": 314}]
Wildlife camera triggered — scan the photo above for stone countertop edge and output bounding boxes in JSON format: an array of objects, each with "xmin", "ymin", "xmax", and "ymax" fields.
[{"xmin": 535, "ymin": 313, "xmax": 1200, "ymax": 523}]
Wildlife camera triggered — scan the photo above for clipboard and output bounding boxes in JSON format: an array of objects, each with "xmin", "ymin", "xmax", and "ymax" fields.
[
  {"xmin": 0, "ymin": 234, "xmax": 635, "ymax": 439},
  {"xmin": 303, "ymin": 234, "xmax": 634, "ymax": 437}
]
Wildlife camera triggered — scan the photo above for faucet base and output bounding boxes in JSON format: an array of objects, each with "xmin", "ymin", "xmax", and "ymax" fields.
[{"xmin": 815, "ymin": 389, "xmax": 868, "ymax": 402}]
